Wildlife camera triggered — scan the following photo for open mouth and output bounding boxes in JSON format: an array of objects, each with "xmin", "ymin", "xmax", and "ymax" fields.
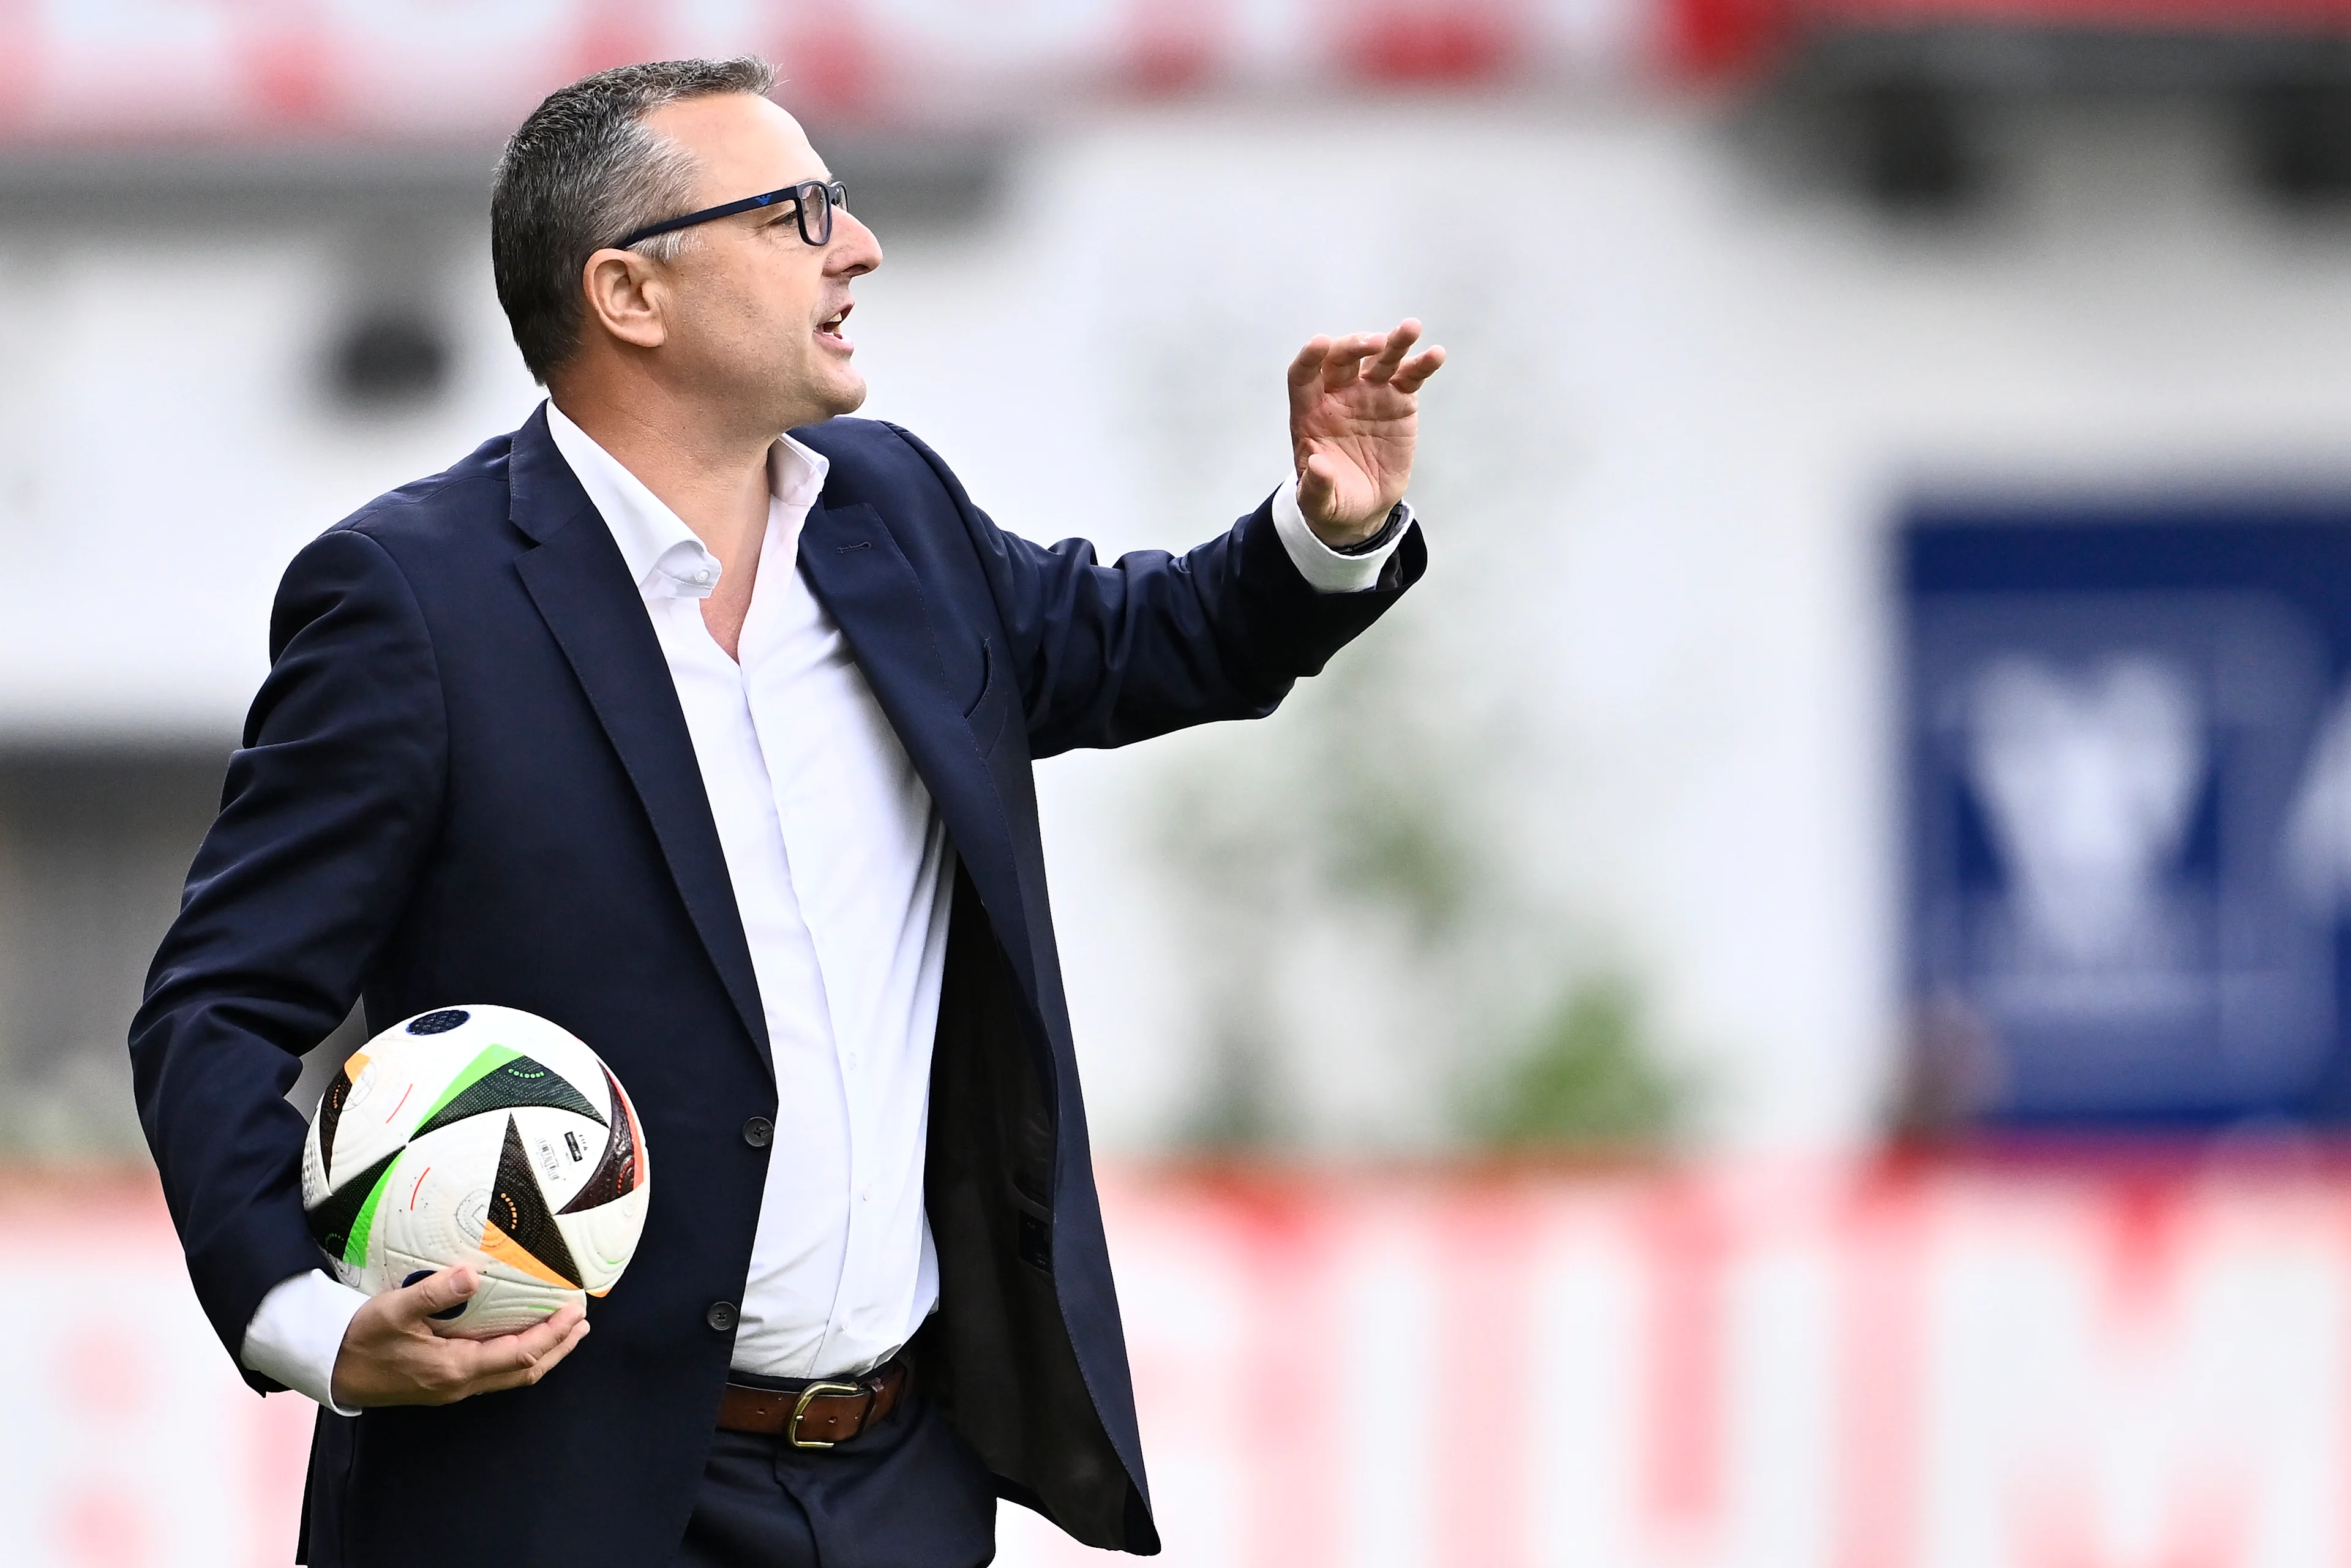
[{"xmin": 817, "ymin": 302, "xmax": 853, "ymax": 349}]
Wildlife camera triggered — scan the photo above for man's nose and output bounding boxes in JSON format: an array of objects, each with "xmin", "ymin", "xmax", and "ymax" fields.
[{"xmin": 828, "ymin": 212, "xmax": 882, "ymax": 277}]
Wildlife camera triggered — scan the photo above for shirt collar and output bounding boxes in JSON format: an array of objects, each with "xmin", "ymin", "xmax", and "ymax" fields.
[
  {"xmin": 542, "ymin": 399, "xmax": 832, "ymax": 604},
  {"xmin": 768, "ymin": 430, "xmax": 830, "ymax": 519}
]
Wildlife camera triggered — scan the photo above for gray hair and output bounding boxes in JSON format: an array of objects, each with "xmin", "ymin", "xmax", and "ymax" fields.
[{"xmin": 491, "ymin": 57, "xmax": 777, "ymax": 383}]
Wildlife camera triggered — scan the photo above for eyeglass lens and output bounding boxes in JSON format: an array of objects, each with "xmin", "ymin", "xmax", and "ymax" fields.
[{"xmin": 797, "ymin": 182, "xmax": 847, "ymax": 247}]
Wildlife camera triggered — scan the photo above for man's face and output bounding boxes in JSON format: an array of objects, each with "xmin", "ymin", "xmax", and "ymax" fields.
[{"xmin": 636, "ymin": 93, "xmax": 882, "ymax": 430}]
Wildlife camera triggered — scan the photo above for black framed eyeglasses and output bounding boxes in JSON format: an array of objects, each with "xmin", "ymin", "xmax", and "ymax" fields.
[{"xmin": 612, "ymin": 179, "xmax": 848, "ymax": 252}]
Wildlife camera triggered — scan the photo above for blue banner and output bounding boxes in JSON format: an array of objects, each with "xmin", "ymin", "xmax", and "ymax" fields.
[{"xmin": 1905, "ymin": 502, "xmax": 2351, "ymax": 1127}]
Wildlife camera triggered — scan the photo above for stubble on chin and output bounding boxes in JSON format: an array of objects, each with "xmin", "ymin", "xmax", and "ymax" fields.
[
  {"xmin": 748, "ymin": 356, "xmax": 864, "ymax": 434},
  {"xmin": 800, "ymin": 365, "xmax": 867, "ymax": 426}
]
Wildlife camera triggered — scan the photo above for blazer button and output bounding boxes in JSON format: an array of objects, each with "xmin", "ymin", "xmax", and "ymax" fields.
[
  {"xmin": 706, "ymin": 1300, "xmax": 738, "ymax": 1333},
  {"xmin": 742, "ymin": 1116, "xmax": 773, "ymax": 1149}
]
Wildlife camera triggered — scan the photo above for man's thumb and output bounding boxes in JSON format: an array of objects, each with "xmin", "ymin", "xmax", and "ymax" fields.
[
  {"xmin": 395, "ymin": 1266, "xmax": 478, "ymax": 1321},
  {"xmin": 1299, "ymin": 454, "xmax": 1335, "ymax": 512}
]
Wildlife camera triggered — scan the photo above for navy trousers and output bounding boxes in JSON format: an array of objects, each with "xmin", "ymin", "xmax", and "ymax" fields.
[{"xmin": 673, "ymin": 1389, "xmax": 999, "ymax": 1568}]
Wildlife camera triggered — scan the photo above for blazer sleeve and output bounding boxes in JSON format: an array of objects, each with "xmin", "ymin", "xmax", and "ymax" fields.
[
  {"xmin": 884, "ymin": 424, "xmax": 1428, "ymax": 759},
  {"xmin": 130, "ymin": 526, "xmax": 448, "ymax": 1389}
]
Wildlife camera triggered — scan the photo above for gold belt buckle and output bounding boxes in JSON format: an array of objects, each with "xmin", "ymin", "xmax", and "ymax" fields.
[{"xmin": 787, "ymin": 1380, "xmax": 869, "ymax": 1450}]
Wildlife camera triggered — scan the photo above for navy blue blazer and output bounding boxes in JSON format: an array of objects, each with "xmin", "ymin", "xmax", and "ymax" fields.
[{"xmin": 131, "ymin": 405, "xmax": 1422, "ymax": 1564}]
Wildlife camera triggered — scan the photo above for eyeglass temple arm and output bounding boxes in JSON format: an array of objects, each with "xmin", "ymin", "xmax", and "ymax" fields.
[
  {"xmin": 611, "ymin": 182, "xmax": 841, "ymax": 253},
  {"xmin": 612, "ymin": 191, "xmax": 782, "ymax": 252}
]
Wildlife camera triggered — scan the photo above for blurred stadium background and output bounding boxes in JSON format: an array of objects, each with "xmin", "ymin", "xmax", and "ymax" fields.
[{"xmin": 6, "ymin": 0, "xmax": 2351, "ymax": 1562}]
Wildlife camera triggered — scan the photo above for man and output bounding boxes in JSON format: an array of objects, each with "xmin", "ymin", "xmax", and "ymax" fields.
[{"xmin": 133, "ymin": 57, "xmax": 1439, "ymax": 1567}]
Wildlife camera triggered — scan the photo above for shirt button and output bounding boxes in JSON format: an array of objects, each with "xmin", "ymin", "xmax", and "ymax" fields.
[
  {"xmin": 692, "ymin": 568, "xmax": 713, "ymax": 585},
  {"xmin": 706, "ymin": 1300, "xmax": 738, "ymax": 1332},
  {"xmin": 742, "ymin": 1116, "xmax": 773, "ymax": 1149}
]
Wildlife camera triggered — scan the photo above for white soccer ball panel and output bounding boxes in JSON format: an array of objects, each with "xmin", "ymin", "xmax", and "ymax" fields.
[
  {"xmin": 556, "ymin": 1179, "xmax": 651, "ymax": 1294},
  {"xmin": 368, "ymin": 1114, "xmax": 508, "ymax": 1280}
]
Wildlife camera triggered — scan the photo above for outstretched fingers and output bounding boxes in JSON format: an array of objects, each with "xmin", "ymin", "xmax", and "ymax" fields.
[
  {"xmin": 1363, "ymin": 319, "xmax": 1422, "ymax": 383},
  {"xmin": 1319, "ymin": 331, "xmax": 1382, "ymax": 390},
  {"xmin": 1294, "ymin": 324, "xmax": 1439, "ymax": 395},
  {"xmin": 1288, "ymin": 336, "xmax": 1335, "ymax": 392},
  {"xmin": 1392, "ymin": 343, "xmax": 1446, "ymax": 394}
]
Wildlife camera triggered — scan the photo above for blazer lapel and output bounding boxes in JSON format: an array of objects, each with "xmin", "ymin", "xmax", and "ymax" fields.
[
  {"xmin": 795, "ymin": 497, "xmax": 1038, "ymax": 986},
  {"xmin": 506, "ymin": 408, "xmax": 774, "ymax": 1079}
]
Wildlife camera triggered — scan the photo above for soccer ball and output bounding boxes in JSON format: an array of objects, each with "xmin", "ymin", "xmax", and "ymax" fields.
[{"xmin": 300, "ymin": 1005, "xmax": 651, "ymax": 1338}]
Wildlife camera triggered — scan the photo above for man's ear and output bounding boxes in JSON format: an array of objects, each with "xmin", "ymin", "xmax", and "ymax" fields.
[{"xmin": 580, "ymin": 249, "xmax": 669, "ymax": 352}]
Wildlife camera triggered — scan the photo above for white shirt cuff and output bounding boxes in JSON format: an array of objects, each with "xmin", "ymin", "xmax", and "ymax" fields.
[
  {"xmin": 1270, "ymin": 479, "xmax": 1411, "ymax": 595},
  {"xmin": 241, "ymin": 1268, "xmax": 367, "ymax": 1414}
]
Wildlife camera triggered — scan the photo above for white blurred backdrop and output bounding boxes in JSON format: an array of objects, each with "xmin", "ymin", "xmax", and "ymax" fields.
[{"xmin": 6, "ymin": 94, "xmax": 2350, "ymax": 1159}]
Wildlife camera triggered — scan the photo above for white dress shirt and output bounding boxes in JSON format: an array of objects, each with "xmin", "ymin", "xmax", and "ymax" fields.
[{"xmin": 241, "ymin": 407, "xmax": 1408, "ymax": 1408}]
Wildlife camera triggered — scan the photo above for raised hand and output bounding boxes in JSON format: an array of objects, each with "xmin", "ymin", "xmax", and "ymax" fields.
[
  {"xmin": 331, "ymin": 1266, "xmax": 590, "ymax": 1408},
  {"xmin": 1286, "ymin": 318, "xmax": 1446, "ymax": 548}
]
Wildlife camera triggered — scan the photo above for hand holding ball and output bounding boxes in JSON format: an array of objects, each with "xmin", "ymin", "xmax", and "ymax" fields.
[{"xmin": 301, "ymin": 1005, "xmax": 651, "ymax": 1340}]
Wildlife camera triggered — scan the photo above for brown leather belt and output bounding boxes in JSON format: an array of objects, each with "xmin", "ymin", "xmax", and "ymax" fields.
[{"xmin": 716, "ymin": 1355, "xmax": 909, "ymax": 1449}]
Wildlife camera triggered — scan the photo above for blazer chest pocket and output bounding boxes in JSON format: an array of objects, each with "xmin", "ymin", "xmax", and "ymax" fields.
[{"xmin": 962, "ymin": 637, "xmax": 1015, "ymax": 759}]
